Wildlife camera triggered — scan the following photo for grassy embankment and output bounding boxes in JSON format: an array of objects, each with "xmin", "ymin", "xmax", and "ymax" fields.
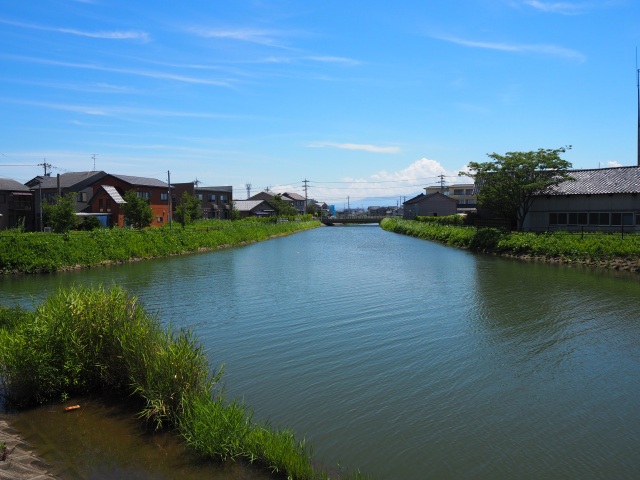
[
  {"xmin": 0, "ymin": 217, "xmax": 320, "ymax": 274},
  {"xmin": 0, "ymin": 285, "xmax": 367, "ymax": 479},
  {"xmin": 381, "ymin": 217, "xmax": 640, "ymax": 271}
]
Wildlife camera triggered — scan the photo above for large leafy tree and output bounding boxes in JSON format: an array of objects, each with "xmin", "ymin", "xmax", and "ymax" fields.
[
  {"xmin": 269, "ymin": 194, "xmax": 297, "ymax": 217},
  {"xmin": 122, "ymin": 190, "xmax": 153, "ymax": 229},
  {"xmin": 174, "ymin": 191, "xmax": 202, "ymax": 228},
  {"xmin": 463, "ymin": 147, "xmax": 573, "ymax": 231},
  {"xmin": 42, "ymin": 192, "xmax": 78, "ymax": 233}
]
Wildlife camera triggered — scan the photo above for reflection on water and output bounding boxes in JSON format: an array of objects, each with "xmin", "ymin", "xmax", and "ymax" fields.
[{"xmin": 1, "ymin": 226, "xmax": 640, "ymax": 479}]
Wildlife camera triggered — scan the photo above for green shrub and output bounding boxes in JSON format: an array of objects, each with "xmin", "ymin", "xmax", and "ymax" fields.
[{"xmin": 0, "ymin": 285, "xmax": 368, "ymax": 479}]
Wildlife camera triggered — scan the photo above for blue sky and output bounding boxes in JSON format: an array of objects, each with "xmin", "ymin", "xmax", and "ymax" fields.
[{"xmin": 1, "ymin": 0, "xmax": 639, "ymax": 207}]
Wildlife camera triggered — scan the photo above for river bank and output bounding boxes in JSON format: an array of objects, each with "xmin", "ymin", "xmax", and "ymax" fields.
[
  {"xmin": 0, "ymin": 218, "xmax": 320, "ymax": 274},
  {"xmin": 380, "ymin": 217, "xmax": 640, "ymax": 273}
]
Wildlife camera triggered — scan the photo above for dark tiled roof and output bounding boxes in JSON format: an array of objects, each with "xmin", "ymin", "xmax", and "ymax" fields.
[
  {"xmin": 283, "ymin": 192, "xmax": 305, "ymax": 201},
  {"xmin": 27, "ymin": 171, "xmax": 107, "ymax": 189},
  {"xmin": 110, "ymin": 174, "xmax": 168, "ymax": 188},
  {"xmin": 0, "ymin": 178, "xmax": 30, "ymax": 191},
  {"xmin": 545, "ymin": 166, "xmax": 640, "ymax": 195},
  {"xmin": 403, "ymin": 191, "xmax": 456, "ymax": 205}
]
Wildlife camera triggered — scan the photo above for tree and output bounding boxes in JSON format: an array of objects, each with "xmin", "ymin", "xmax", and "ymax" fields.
[
  {"xmin": 122, "ymin": 190, "xmax": 153, "ymax": 229},
  {"xmin": 463, "ymin": 147, "xmax": 573, "ymax": 231},
  {"xmin": 42, "ymin": 193, "xmax": 78, "ymax": 233},
  {"xmin": 174, "ymin": 191, "xmax": 202, "ymax": 228},
  {"xmin": 269, "ymin": 194, "xmax": 298, "ymax": 217}
]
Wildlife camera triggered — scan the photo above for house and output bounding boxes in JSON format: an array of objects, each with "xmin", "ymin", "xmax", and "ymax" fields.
[
  {"xmin": 424, "ymin": 183, "xmax": 477, "ymax": 213},
  {"xmin": 88, "ymin": 174, "xmax": 170, "ymax": 228},
  {"xmin": 523, "ymin": 166, "xmax": 640, "ymax": 232},
  {"xmin": 233, "ymin": 199, "xmax": 276, "ymax": 218},
  {"xmin": 403, "ymin": 191, "xmax": 458, "ymax": 219},
  {"xmin": 0, "ymin": 178, "xmax": 34, "ymax": 230},
  {"xmin": 172, "ymin": 183, "xmax": 233, "ymax": 219},
  {"xmin": 249, "ymin": 191, "xmax": 295, "ymax": 207},
  {"xmin": 282, "ymin": 192, "xmax": 306, "ymax": 214},
  {"xmin": 26, "ymin": 171, "xmax": 108, "ymax": 231}
]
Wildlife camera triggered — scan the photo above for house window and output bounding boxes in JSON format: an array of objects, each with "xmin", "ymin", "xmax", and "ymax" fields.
[
  {"xmin": 220, "ymin": 194, "xmax": 227, "ymax": 202},
  {"xmin": 599, "ymin": 213, "xmax": 610, "ymax": 225},
  {"xmin": 557, "ymin": 213, "xmax": 567, "ymax": 225},
  {"xmin": 196, "ymin": 194, "xmax": 203, "ymax": 200},
  {"xmin": 589, "ymin": 213, "xmax": 599, "ymax": 225},
  {"xmin": 465, "ymin": 189, "xmax": 474, "ymax": 195},
  {"xmin": 0, "ymin": 194, "xmax": 5, "ymax": 204},
  {"xmin": 136, "ymin": 191, "xmax": 150, "ymax": 199},
  {"xmin": 622, "ymin": 213, "xmax": 634, "ymax": 225},
  {"xmin": 549, "ymin": 213, "xmax": 558, "ymax": 224},
  {"xmin": 208, "ymin": 194, "xmax": 216, "ymax": 202},
  {"xmin": 160, "ymin": 192, "xmax": 168, "ymax": 201},
  {"xmin": 76, "ymin": 192, "xmax": 87, "ymax": 202},
  {"xmin": 106, "ymin": 199, "xmax": 112, "ymax": 212},
  {"xmin": 156, "ymin": 216, "xmax": 163, "ymax": 223},
  {"xmin": 578, "ymin": 213, "xmax": 588, "ymax": 225},
  {"xmin": 99, "ymin": 199, "xmax": 104, "ymax": 212},
  {"xmin": 611, "ymin": 213, "xmax": 622, "ymax": 226},
  {"xmin": 453, "ymin": 189, "xmax": 464, "ymax": 195},
  {"xmin": 568, "ymin": 213, "xmax": 578, "ymax": 225}
]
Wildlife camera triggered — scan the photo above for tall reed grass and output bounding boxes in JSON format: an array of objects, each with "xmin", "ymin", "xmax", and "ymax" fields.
[{"xmin": 0, "ymin": 285, "xmax": 368, "ymax": 479}]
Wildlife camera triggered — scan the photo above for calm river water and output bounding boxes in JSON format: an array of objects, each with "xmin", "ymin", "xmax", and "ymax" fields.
[{"xmin": 1, "ymin": 225, "xmax": 639, "ymax": 479}]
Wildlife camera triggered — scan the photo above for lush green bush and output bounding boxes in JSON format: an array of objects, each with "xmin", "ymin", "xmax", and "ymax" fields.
[
  {"xmin": 0, "ymin": 285, "xmax": 367, "ymax": 479},
  {"xmin": 381, "ymin": 217, "xmax": 640, "ymax": 261},
  {"xmin": 415, "ymin": 214, "xmax": 466, "ymax": 226},
  {"xmin": 0, "ymin": 218, "xmax": 320, "ymax": 274}
]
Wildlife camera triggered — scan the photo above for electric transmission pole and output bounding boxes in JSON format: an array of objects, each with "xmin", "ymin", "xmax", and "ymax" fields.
[{"xmin": 245, "ymin": 182, "xmax": 252, "ymax": 199}]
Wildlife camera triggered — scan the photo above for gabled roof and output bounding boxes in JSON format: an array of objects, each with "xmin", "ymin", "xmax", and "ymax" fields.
[
  {"xmin": 26, "ymin": 171, "xmax": 108, "ymax": 189},
  {"xmin": 234, "ymin": 200, "xmax": 271, "ymax": 212},
  {"xmin": 283, "ymin": 192, "xmax": 305, "ymax": 201},
  {"xmin": 403, "ymin": 191, "xmax": 457, "ymax": 205},
  {"xmin": 0, "ymin": 178, "xmax": 31, "ymax": 192},
  {"xmin": 108, "ymin": 173, "xmax": 168, "ymax": 188},
  {"xmin": 544, "ymin": 166, "xmax": 640, "ymax": 195}
]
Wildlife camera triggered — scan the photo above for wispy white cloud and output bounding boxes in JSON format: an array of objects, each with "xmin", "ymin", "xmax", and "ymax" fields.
[
  {"xmin": 305, "ymin": 56, "xmax": 361, "ymax": 66},
  {"xmin": 434, "ymin": 34, "xmax": 586, "ymax": 61},
  {"xmin": 0, "ymin": 97, "xmax": 247, "ymax": 119},
  {"xmin": 308, "ymin": 141, "xmax": 401, "ymax": 154},
  {"xmin": 192, "ymin": 27, "xmax": 292, "ymax": 48},
  {"xmin": 521, "ymin": 0, "xmax": 591, "ymax": 15},
  {"xmin": 0, "ymin": 53, "xmax": 232, "ymax": 86},
  {"xmin": 0, "ymin": 18, "xmax": 150, "ymax": 42}
]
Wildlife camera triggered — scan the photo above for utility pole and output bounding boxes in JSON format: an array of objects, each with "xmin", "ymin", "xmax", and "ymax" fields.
[
  {"xmin": 438, "ymin": 173, "xmax": 446, "ymax": 192},
  {"xmin": 38, "ymin": 160, "xmax": 52, "ymax": 177},
  {"xmin": 167, "ymin": 170, "xmax": 172, "ymax": 230},
  {"xmin": 303, "ymin": 179, "xmax": 309, "ymax": 211},
  {"xmin": 91, "ymin": 154, "xmax": 99, "ymax": 171}
]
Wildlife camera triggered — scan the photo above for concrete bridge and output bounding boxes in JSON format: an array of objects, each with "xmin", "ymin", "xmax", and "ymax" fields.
[{"xmin": 321, "ymin": 216, "xmax": 387, "ymax": 225}]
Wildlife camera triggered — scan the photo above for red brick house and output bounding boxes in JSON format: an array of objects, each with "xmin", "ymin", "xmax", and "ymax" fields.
[{"xmin": 88, "ymin": 174, "xmax": 170, "ymax": 228}]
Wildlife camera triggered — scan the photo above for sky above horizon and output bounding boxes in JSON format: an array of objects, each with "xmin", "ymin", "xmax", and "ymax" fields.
[{"xmin": 1, "ymin": 0, "xmax": 639, "ymax": 208}]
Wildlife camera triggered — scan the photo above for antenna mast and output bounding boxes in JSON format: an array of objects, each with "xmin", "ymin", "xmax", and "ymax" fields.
[
  {"xmin": 637, "ymin": 48, "xmax": 639, "ymax": 166},
  {"xmin": 245, "ymin": 182, "xmax": 252, "ymax": 199}
]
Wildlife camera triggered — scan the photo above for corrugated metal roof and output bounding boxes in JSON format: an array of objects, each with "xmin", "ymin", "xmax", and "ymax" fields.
[
  {"xmin": 234, "ymin": 200, "xmax": 265, "ymax": 211},
  {"xmin": 545, "ymin": 166, "xmax": 640, "ymax": 195},
  {"xmin": 102, "ymin": 185, "xmax": 127, "ymax": 204}
]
